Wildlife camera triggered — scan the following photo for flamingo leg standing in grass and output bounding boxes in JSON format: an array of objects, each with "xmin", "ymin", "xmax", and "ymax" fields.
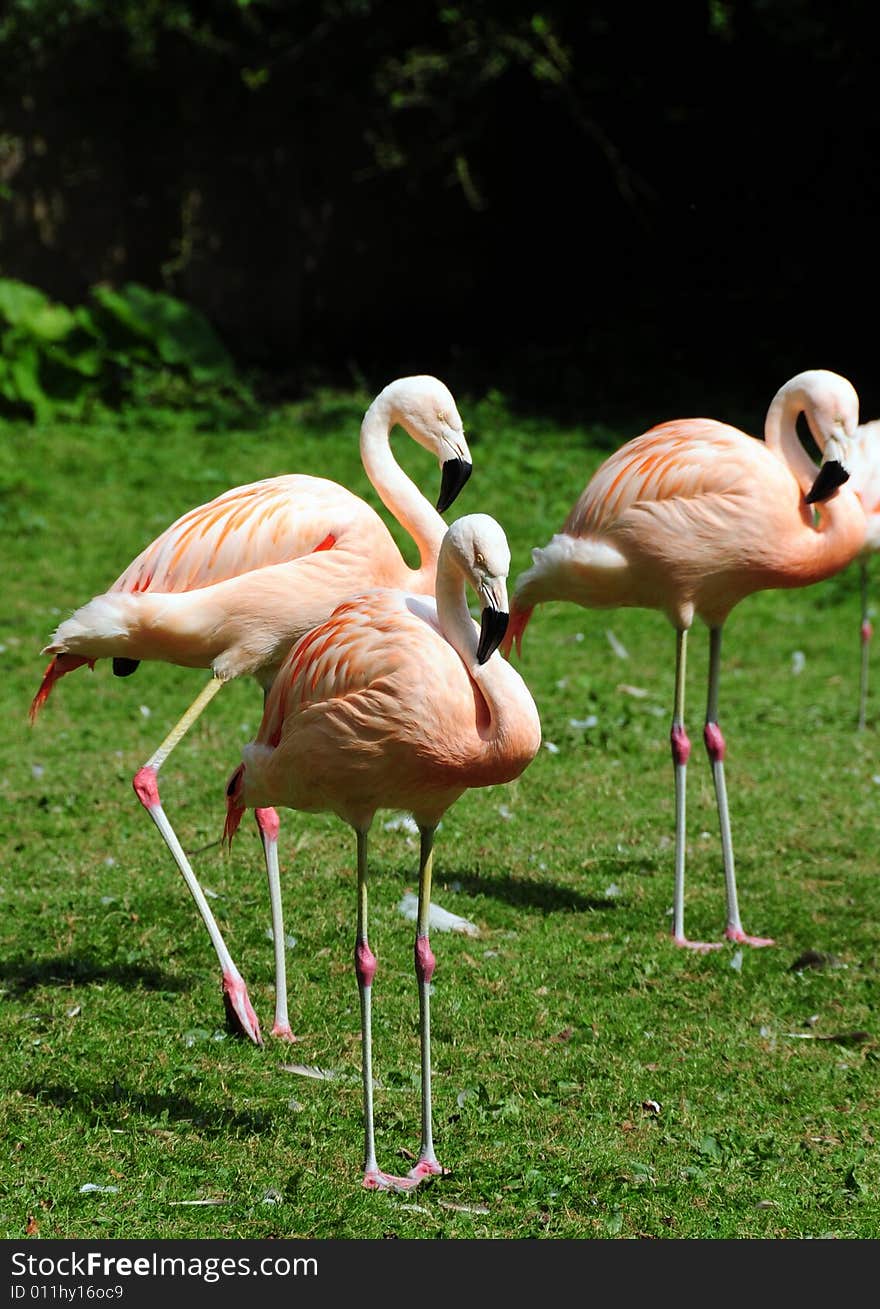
[
  {"xmin": 859, "ymin": 559, "xmax": 872, "ymax": 731},
  {"xmin": 30, "ymin": 377, "xmax": 473, "ymax": 1043},
  {"xmin": 669, "ymin": 623, "xmax": 772, "ymax": 952},
  {"xmin": 504, "ymin": 370, "xmax": 867, "ymax": 950},
  {"xmin": 224, "ymin": 514, "xmax": 541, "ymax": 1190}
]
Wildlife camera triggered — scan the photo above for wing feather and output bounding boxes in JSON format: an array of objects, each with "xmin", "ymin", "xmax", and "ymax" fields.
[
  {"xmin": 111, "ymin": 475, "xmax": 383, "ymax": 595},
  {"xmin": 566, "ymin": 420, "xmax": 765, "ymax": 538},
  {"xmin": 258, "ymin": 592, "xmax": 431, "ymax": 747}
]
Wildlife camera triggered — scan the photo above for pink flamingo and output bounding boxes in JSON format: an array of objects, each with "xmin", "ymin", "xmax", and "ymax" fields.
[
  {"xmin": 846, "ymin": 418, "xmax": 880, "ymax": 729},
  {"xmin": 503, "ymin": 370, "xmax": 867, "ymax": 951},
  {"xmin": 29, "ymin": 376, "xmax": 473, "ymax": 1044},
  {"xmin": 225, "ymin": 513, "xmax": 541, "ymax": 1191}
]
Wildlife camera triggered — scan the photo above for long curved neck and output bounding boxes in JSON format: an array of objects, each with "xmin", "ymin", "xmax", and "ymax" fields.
[
  {"xmin": 764, "ymin": 384, "xmax": 867, "ymax": 581},
  {"xmin": 434, "ymin": 560, "xmax": 528, "ymax": 755},
  {"xmin": 360, "ymin": 395, "xmax": 445, "ymax": 589},
  {"xmin": 435, "ymin": 557, "xmax": 481, "ymax": 675},
  {"xmin": 763, "ymin": 385, "xmax": 821, "ymax": 495},
  {"xmin": 798, "ymin": 486, "xmax": 867, "ymax": 584}
]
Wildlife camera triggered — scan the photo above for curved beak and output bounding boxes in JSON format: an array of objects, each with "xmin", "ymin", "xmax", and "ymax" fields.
[
  {"xmin": 476, "ymin": 606, "xmax": 510, "ymax": 665},
  {"xmin": 436, "ymin": 457, "xmax": 473, "ymax": 513},
  {"xmin": 805, "ymin": 459, "xmax": 850, "ymax": 505}
]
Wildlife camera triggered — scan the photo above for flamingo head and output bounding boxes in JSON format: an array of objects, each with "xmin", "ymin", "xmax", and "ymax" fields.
[
  {"xmin": 381, "ymin": 375, "xmax": 473, "ymax": 513},
  {"xmin": 794, "ymin": 370, "xmax": 860, "ymax": 504},
  {"xmin": 441, "ymin": 513, "xmax": 512, "ymax": 664}
]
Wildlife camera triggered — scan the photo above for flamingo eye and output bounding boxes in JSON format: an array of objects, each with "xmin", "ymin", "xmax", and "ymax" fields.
[{"xmin": 475, "ymin": 552, "xmax": 486, "ymax": 568}]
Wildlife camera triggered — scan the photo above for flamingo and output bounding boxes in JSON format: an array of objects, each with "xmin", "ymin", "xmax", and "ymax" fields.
[
  {"xmin": 502, "ymin": 369, "xmax": 867, "ymax": 951},
  {"xmin": 224, "ymin": 513, "xmax": 541, "ymax": 1191},
  {"xmin": 845, "ymin": 418, "xmax": 880, "ymax": 729},
  {"xmin": 29, "ymin": 376, "xmax": 473, "ymax": 1044}
]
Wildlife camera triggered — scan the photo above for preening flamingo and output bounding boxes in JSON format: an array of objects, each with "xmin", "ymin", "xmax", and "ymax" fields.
[
  {"xmin": 29, "ymin": 376, "xmax": 473, "ymax": 1043},
  {"xmin": 225, "ymin": 513, "xmax": 541, "ymax": 1191},
  {"xmin": 845, "ymin": 418, "xmax": 880, "ymax": 729},
  {"xmin": 503, "ymin": 369, "xmax": 867, "ymax": 950}
]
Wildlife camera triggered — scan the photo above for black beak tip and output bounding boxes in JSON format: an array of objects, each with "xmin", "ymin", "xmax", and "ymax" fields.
[
  {"xmin": 436, "ymin": 457, "xmax": 473, "ymax": 514},
  {"xmin": 805, "ymin": 459, "xmax": 850, "ymax": 505},
  {"xmin": 476, "ymin": 607, "xmax": 510, "ymax": 665}
]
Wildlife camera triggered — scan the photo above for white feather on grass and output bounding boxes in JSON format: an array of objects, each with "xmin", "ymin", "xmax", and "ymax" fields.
[
  {"xmin": 606, "ymin": 629, "xmax": 629, "ymax": 659},
  {"xmin": 398, "ymin": 892, "xmax": 479, "ymax": 937}
]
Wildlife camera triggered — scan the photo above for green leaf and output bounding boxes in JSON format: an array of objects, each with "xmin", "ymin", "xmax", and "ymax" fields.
[
  {"xmin": 0, "ymin": 277, "xmax": 51, "ymax": 325},
  {"xmin": 90, "ymin": 284, "xmax": 157, "ymax": 341},
  {"xmin": 90, "ymin": 282, "xmax": 234, "ymax": 380},
  {"xmin": 46, "ymin": 341, "xmax": 105, "ymax": 377},
  {"xmin": 8, "ymin": 346, "xmax": 45, "ymax": 407},
  {"xmin": 22, "ymin": 301, "xmax": 77, "ymax": 342}
]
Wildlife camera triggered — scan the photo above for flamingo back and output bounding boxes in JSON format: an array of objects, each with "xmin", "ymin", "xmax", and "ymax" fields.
[
  {"xmin": 111, "ymin": 475, "xmax": 390, "ymax": 594},
  {"xmin": 564, "ymin": 420, "xmax": 764, "ymax": 539},
  {"xmin": 237, "ymin": 585, "xmax": 530, "ymax": 828},
  {"xmin": 257, "ymin": 592, "xmax": 439, "ymax": 748}
]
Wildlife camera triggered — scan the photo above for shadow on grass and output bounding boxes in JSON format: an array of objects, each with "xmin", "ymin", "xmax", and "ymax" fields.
[
  {"xmin": 440, "ymin": 871, "xmax": 620, "ymax": 914},
  {"xmin": 0, "ymin": 953, "xmax": 187, "ymax": 998},
  {"xmin": 22, "ymin": 1081, "xmax": 276, "ymax": 1136}
]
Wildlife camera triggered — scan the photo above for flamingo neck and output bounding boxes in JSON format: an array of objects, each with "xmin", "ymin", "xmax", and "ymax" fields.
[
  {"xmin": 433, "ymin": 554, "xmax": 520, "ymax": 751},
  {"xmin": 763, "ymin": 384, "xmax": 822, "ymax": 496},
  {"xmin": 511, "ymin": 554, "xmax": 559, "ymax": 613},
  {"xmin": 360, "ymin": 396, "xmax": 445, "ymax": 589},
  {"xmin": 799, "ymin": 488, "xmax": 867, "ymax": 583},
  {"xmin": 434, "ymin": 556, "xmax": 480, "ymax": 672}
]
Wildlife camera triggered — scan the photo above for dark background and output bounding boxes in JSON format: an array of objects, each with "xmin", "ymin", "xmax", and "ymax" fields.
[{"xmin": 1, "ymin": 0, "xmax": 877, "ymax": 425}]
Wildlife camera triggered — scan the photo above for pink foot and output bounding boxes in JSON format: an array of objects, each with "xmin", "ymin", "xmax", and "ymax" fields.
[
  {"xmin": 270, "ymin": 1021, "xmax": 297, "ymax": 1043},
  {"xmin": 672, "ymin": 935, "xmax": 724, "ymax": 953},
  {"xmin": 362, "ymin": 1169, "xmax": 419, "ymax": 1193},
  {"xmin": 132, "ymin": 765, "xmax": 160, "ymax": 809},
  {"xmin": 222, "ymin": 972, "xmax": 263, "ymax": 1046},
  {"xmin": 409, "ymin": 1158, "xmax": 443, "ymax": 1183},
  {"xmin": 726, "ymin": 927, "xmax": 775, "ymax": 947}
]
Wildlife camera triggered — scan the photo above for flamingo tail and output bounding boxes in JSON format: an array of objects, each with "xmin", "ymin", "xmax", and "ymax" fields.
[
  {"xmin": 224, "ymin": 764, "xmax": 247, "ymax": 846},
  {"xmin": 503, "ymin": 604, "xmax": 534, "ymax": 659},
  {"xmin": 29, "ymin": 653, "xmax": 95, "ymax": 723}
]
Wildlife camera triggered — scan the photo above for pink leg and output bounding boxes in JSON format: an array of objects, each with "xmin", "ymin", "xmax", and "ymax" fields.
[
  {"xmin": 409, "ymin": 934, "xmax": 442, "ymax": 1181},
  {"xmin": 133, "ymin": 765, "xmax": 263, "ymax": 1045},
  {"xmin": 702, "ymin": 726, "xmax": 773, "ymax": 947},
  {"xmin": 670, "ymin": 726, "xmax": 721, "ymax": 952},
  {"xmin": 354, "ymin": 831, "xmax": 417, "ymax": 1192},
  {"xmin": 704, "ymin": 628, "xmax": 773, "ymax": 948},
  {"xmin": 255, "ymin": 807, "xmax": 295, "ymax": 1042},
  {"xmin": 859, "ymin": 559, "xmax": 871, "ymax": 731},
  {"xmin": 408, "ymin": 826, "xmax": 443, "ymax": 1182},
  {"xmin": 669, "ymin": 630, "xmax": 722, "ymax": 953}
]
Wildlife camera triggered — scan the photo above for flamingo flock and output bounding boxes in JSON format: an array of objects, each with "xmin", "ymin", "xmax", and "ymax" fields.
[
  {"xmin": 29, "ymin": 375, "xmax": 472, "ymax": 1045},
  {"xmin": 29, "ymin": 367, "xmax": 871, "ymax": 1191}
]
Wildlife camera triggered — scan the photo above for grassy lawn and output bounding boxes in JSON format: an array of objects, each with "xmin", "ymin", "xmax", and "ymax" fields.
[{"xmin": 1, "ymin": 385, "xmax": 878, "ymax": 1240}]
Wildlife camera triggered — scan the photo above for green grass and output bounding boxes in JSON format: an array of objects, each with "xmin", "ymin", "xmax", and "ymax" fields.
[{"xmin": 1, "ymin": 386, "xmax": 878, "ymax": 1240}]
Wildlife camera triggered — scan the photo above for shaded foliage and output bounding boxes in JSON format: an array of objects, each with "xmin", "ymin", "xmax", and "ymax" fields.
[
  {"xmin": 1, "ymin": 2, "xmax": 879, "ymax": 418},
  {"xmin": 0, "ymin": 277, "xmax": 240, "ymax": 419}
]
